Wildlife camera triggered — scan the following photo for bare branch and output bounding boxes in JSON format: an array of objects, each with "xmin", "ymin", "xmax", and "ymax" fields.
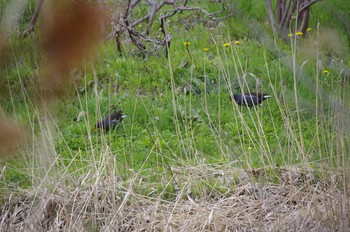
[
  {"xmin": 130, "ymin": 1, "xmax": 171, "ymax": 28},
  {"xmin": 266, "ymin": 0, "xmax": 321, "ymax": 41},
  {"xmin": 145, "ymin": 0, "xmax": 157, "ymax": 35},
  {"xmin": 114, "ymin": 0, "xmax": 131, "ymax": 55},
  {"xmin": 277, "ymin": 0, "xmax": 282, "ymax": 23},
  {"xmin": 130, "ymin": 0, "xmax": 142, "ymax": 10},
  {"xmin": 112, "ymin": 0, "xmax": 229, "ymax": 57},
  {"xmin": 280, "ymin": 0, "xmax": 292, "ymax": 28},
  {"xmin": 299, "ymin": 0, "xmax": 321, "ymax": 13},
  {"xmin": 161, "ymin": 6, "xmax": 229, "ymax": 22},
  {"xmin": 266, "ymin": 0, "xmax": 278, "ymax": 36},
  {"xmin": 23, "ymin": 0, "xmax": 44, "ymax": 37},
  {"xmin": 298, "ymin": 5, "xmax": 310, "ymax": 33}
]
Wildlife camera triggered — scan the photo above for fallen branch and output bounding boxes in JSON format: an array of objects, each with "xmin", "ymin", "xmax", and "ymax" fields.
[{"xmin": 23, "ymin": 0, "xmax": 44, "ymax": 37}]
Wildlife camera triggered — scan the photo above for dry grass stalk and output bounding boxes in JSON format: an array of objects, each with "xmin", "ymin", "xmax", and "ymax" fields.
[{"xmin": 0, "ymin": 166, "xmax": 349, "ymax": 231}]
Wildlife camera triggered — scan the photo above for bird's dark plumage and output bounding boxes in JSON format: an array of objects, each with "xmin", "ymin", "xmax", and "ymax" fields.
[
  {"xmin": 231, "ymin": 92, "xmax": 271, "ymax": 107},
  {"xmin": 94, "ymin": 110, "xmax": 126, "ymax": 132}
]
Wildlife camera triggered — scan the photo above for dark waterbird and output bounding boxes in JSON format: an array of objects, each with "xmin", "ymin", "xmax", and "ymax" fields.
[
  {"xmin": 94, "ymin": 110, "xmax": 127, "ymax": 132},
  {"xmin": 231, "ymin": 92, "xmax": 271, "ymax": 107}
]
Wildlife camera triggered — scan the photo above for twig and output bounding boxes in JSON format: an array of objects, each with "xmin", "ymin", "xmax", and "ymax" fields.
[
  {"xmin": 23, "ymin": 0, "xmax": 44, "ymax": 37},
  {"xmin": 113, "ymin": 0, "xmax": 229, "ymax": 56},
  {"xmin": 298, "ymin": 0, "xmax": 321, "ymax": 13}
]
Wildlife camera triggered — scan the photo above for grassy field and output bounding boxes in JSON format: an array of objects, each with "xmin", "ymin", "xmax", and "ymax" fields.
[{"xmin": 1, "ymin": 0, "xmax": 350, "ymax": 230}]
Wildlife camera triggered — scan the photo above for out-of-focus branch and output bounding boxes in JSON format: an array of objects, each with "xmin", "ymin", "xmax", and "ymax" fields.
[
  {"xmin": 161, "ymin": 6, "xmax": 230, "ymax": 22},
  {"xmin": 299, "ymin": 0, "xmax": 321, "ymax": 13},
  {"xmin": 266, "ymin": 0, "xmax": 321, "ymax": 41},
  {"xmin": 23, "ymin": 0, "xmax": 44, "ymax": 37},
  {"xmin": 266, "ymin": 0, "xmax": 277, "ymax": 36},
  {"xmin": 145, "ymin": 0, "xmax": 157, "ymax": 35},
  {"xmin": 114, "ymin": 0, "xmax": 131, "ymax": 55},
  {"xmin": 280, "ymin": 0, "xmax": 291, "ymax": 28},
  {"xmin": 129, "ymin": 1, "xmax": 173, "ymax": 28},
  {"xmin": 113, "ymin": 0, "xmax": 229, "ymax": 57}
]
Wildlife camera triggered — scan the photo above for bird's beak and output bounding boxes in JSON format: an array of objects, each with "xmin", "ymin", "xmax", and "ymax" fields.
[{"xmin": 121, "ymin": 114, "xmax": 127, "ymax": 119}]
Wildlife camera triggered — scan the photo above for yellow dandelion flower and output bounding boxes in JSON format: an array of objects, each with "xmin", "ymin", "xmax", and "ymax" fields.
[
  {"xmin": 223, "ymin": 43, "xmax": 231, "ymax": 47},
  {"xmin": 296, "ymin": 31, "xmax": 303, "ymax": 36},
  {"xmin": 288, "ymin": 33, "xmax": 293, "ymax": 37},
  {"xmin": 203, "ymin": 48, "xmax": 209, "ymax": 52},
  {"xmin": 234, "ymin": 40, "xmax": 241, "ymax": 45},
  {"xmin": 248, "ymin": 146, "xmax": 253, "ymax": 150},
  {"xmin": 323, "ymin": 70, "xmax": 329, "ymax": 74},
  {"xmin": 307, "ymin": 28, "xmax": 312, "ymax": 32},
  {"xmin": 184, "ymin": 41, "xmax": 190, "ymax": 46}
]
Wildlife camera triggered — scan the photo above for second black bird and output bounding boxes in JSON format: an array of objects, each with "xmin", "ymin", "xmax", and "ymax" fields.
[
  {"xmin": 94, "ymin": 110, "xmax": 127, "ymax": 132},
  {"xmin": 231, "ymin": 92, "xmax": 271, "ymax": 107}
]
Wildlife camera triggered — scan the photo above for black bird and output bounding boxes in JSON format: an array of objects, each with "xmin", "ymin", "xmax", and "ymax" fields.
[
  {"xmin": 94, "ymin": 110, "xmax": 127, "ymax": 132},
  {"xmin": 231, "ymin": 92, "xmax": 271, "ymax": 107}
]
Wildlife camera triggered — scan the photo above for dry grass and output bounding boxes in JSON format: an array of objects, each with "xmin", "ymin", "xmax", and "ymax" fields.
[{"xmin": 1, "ymin": 165, "xmax": 349, "ymax": 231}]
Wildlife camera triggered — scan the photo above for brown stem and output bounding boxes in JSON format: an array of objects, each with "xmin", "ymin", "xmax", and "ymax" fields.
[
  {"xmin": 277, "ymin": 0, "xmax": 282, "ymax": 23},
  {"xmin": 299, "ymin": 7, "xmax": 310, "ymax": 34},
  {"xmin": 280, "ymin": 0, "xmax": 291, "ymax": 28},
  {"xmin": 266, "ymin": 0, "xmax": 278, "ymax": 36},
  {"xmin": 145, "ymin": 0, "xmax": 157, "ymax": 35},
  {"xmin": 299, "ymin": 0, "xmax": 320, "ymax": 13},
  {"xmin": 23, "ymin": 0, "xmax": 44, "ymax": 37}
]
